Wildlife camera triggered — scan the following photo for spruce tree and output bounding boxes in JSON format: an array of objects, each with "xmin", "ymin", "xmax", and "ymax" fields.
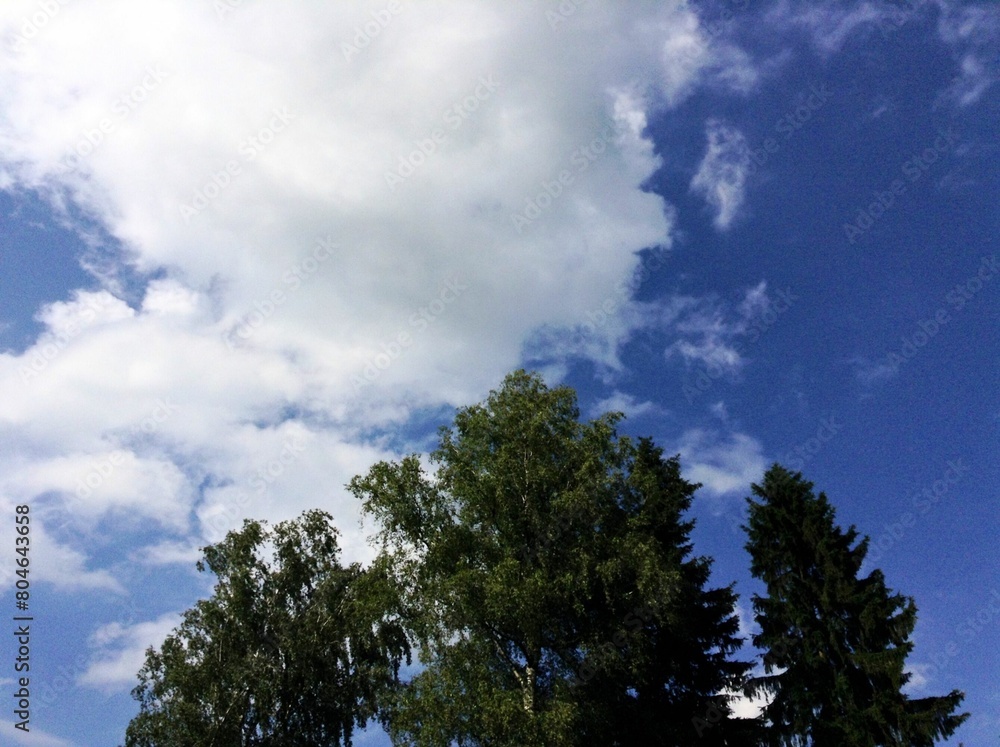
[
  {"xmin": 743, "ymin": 464, "xmax": 968, "ymax": 746},
  {"xmin": 575, "ymin": 437, "xmax": 758, "ymax": 746}
]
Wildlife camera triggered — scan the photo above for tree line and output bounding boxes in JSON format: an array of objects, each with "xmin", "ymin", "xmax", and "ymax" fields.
[{"xmin": 123, "ymin": 370, "xmax": 968, "ymax": 746}]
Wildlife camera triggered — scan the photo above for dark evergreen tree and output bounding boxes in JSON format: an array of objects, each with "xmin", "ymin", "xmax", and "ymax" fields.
[
  {"xmin": 350, "ymin": 370, "xmax": 756, "ymax": 746},
  {"xmin": 592, "ymin": 437, "xmax": 759, "ymax": 747},
  {"xmin": 743, "ymin": 464, "xmax": 968, "ymax": 746}
]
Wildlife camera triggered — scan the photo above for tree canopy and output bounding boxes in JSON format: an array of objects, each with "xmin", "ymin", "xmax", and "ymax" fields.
[
  {"xmin": 123, "ymin": 370, "xmax": 969, "ymax": 747},
  {"xmin": 124, "ymin": 509, "xmax": 409, "ymax": 747},
  {"xmin": 350, "ymin": 369, "xmax": 753, "ymax": 746}
]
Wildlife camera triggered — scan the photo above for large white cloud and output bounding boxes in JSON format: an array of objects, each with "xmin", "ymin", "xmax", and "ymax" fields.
[{"xmin": 0, "ymin": 0, "xmax": 763, "ymax": 686}]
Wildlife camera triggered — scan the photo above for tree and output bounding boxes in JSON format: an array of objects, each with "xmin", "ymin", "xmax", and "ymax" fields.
[
  {"xmin": 124, "ymin": 509, "xmax": 410, "ymax": 747},
  {"xmin": 743, "ymin": 464, "xmax": 968, "ymax": 746},
  {"xmin": 349, "ymin": 369, "xmax": 755, "ymax": 746}
]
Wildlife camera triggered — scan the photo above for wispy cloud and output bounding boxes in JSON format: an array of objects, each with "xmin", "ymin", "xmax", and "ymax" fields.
[
  {"xmin": 664, "ymin": 281, "xmax": 781, "ymax": 375},
  {"xmin": 79, "ymin": 612, "xmax": 183, "ymax": 693},
  {"xmin": 691, "ymin": 119, "xmax": 749, "ymax": 230},
  {"xmin": 849, "ymin": 354, "xmax": 901, "ymax": 386},
  {"xmin": 766, "ymin": 1, "xmax": 897, "ymax": 54},
  {"xmin": 936, "ymin": 2, "xmax": 1000, "ymax": 106},
  {"xmin": 590, "ymin": 391, "xmax": 663, "ymax": 419}
]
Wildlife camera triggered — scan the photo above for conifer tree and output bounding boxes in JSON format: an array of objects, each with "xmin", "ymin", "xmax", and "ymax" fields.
[{"xmin": 743, "ymin": 464, "xmax": 968, "ymax": 746}]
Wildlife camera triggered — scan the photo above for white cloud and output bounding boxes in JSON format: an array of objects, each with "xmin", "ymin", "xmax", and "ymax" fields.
[
  {"xmin": 0, "ymin": 720, "xmax": 72, "ymax": 747},
  {"xmin": 936, "ymin": 2, "xmax": 1000, "ymax": 106},
  {"xmin": 769, "ymin": 1, "xmax": 998, "ymax": 107},
  {"xmin": 0, "ymin": 507, "xmax": 124, "ymax": 593},
  {"xmin": 729, "ymin": 689, "xmax": 769, "ymax": 719},
  {"xmin": 708, "ymin": 42, "xmax": 760, "ymax": 94},
  {"xmin": 848, "ymin": 353, "xmax": 899, "ymax": 388},
  {"xmin": 949, "ymin": 54, "xmax": 996, "ymax": 106},
  {"xmin": 767, "ymin": 1, "xmax": 892, "ymax": 55},
  {"xmin": 709, "ymin": 401, "xmax": 730, "ymax": 423},
  {"xmin": 672, "ymin": 337, "xmax": 743, "ymax": 371},
  {"xmin": 738, "ymin": 281, "xmax": 770, "ymax": 318},
  {"xmin": 655, "ymin": 5, "xmax": 759, "ymax": 105},
  {"xmin": 590, "ymin": 391, "xmax": 662, "ymax": 419},
  {"xmin": 10, "ymin": 451, "xmax": 192, "ymax": 530},
  {"xmin": 78, "ymin": 612, "xmax": 182, "ymax": 693},
  {"xmin": 904, "ymin": 662, "xmax": 932, "ymax": 694},
  {"xmin": 735, "ymin": 601, "xmax": 759, "ymax": 641},
  {"xmin": 691, "ymin": 119, "xmax": 749, "ymax": 230},
  {"xmin": 675, "ymin": 428, "xmax": 768, "ymax": 497},
  {"xmin": 131, "ymin": 539, "xmax": 203, "ymax": 567},
  {"xmin": 0, "ymin": 0, "xmax": 757, "ymax": 600},
  {"xmin": 718, "ymin": 602, "xmax": 772, "ymax": 720},
  {"xmin": 664, "ymin": 282, "xmax": 774, "ymax": 374}
]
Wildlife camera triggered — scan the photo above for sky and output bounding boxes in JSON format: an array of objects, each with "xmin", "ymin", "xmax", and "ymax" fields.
[{"xmin": 0, "ymin": 0, "xmax": 997, "ymax": 744}]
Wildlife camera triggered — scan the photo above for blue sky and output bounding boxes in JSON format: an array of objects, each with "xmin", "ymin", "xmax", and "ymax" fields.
[{"xmin": 0, "ymin": 1, "xmax": 997, "ymax": 744}]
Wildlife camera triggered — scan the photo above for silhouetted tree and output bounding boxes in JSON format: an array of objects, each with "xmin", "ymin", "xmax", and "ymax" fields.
[{"xmin": 744, "ymin": 465, "xmax": 968, "ymax": 746}]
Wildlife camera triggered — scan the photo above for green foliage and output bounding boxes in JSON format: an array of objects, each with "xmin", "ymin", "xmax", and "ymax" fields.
[
  {"xmin": 124, "ymin": 510, "xmax": 410, "ymax": 747},
  {"xmin": 743, "ymin": 464, "xmax": 968, "ymax": 746},
  {"xmin": 350, "ymin": 369, "xmax": 752, "ymax": 746},
  {"xmin": 123, "ymin": 373, "xmax": 972, "ymax": 747}
]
